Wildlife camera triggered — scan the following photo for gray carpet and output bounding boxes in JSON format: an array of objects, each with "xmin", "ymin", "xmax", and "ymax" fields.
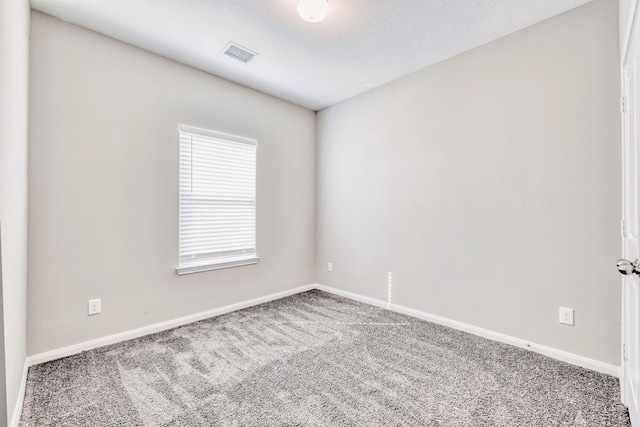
[{"xmin": 20, "ymin": 290, "xmax": 630, "ymax": 426}]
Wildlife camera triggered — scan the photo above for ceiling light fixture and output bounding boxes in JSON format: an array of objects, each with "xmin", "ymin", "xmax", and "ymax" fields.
[{"xmin": 297, "ymin": 0, "xmax": 329, "ymax": 23}]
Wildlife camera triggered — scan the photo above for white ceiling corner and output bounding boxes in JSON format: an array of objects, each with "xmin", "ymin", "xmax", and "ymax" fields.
[{"xmin": 30, "ymin": 0, "xmax": 595, "ymax": 111}]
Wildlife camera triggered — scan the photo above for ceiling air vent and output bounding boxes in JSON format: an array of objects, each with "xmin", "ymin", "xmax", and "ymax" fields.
[{"xmin": 222, "ymin": 42, "xmax": 258, "ymax": 64}]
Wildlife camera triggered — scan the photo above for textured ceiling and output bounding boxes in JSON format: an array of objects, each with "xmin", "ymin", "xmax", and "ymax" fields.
[{"xmin": 30, "ymin": 0, "xmax": 594, "ymax": 111}]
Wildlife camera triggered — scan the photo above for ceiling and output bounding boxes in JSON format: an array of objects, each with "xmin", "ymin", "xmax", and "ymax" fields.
[{"xmin": 30, "ymin": 0, "xmax": 594, "ymax": 111}]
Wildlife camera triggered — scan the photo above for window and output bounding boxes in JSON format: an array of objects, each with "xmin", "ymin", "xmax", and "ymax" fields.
[{"xmin": 176, "ymin": 125, "xmax": 258, "ymax": 275}]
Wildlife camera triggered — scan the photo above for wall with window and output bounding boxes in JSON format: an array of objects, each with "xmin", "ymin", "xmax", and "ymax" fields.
[
  {"xmin": 28, "ymin": 11, "xmax": 316, "ymax": 355},
  {"xmin": 316, "ymin": 0, "xmax": 621, "ymax": 365}
]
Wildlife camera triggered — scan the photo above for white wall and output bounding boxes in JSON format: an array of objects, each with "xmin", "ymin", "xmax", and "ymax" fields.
[
  {"xmin": 316, "ymin": 0, "xmax": 621, "ymax": 365},
  {"xmin": 28, "ymin": 12, "xmax": 316, "ymax": 356},
  {"xmin": 620, "ymin": 0, "xmax": 636, "ymax": 55},
  {"xmin": 0, "ymin": 0, "xmax": 30, "ymax": 424}
]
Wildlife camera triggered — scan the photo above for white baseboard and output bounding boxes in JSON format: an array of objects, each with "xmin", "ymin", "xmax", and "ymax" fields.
[
  {"xmin": 27, "ymin": 284, "xmax": 315, "ymax": 367},
  {"xmin": 314, "ymin": 284, "xmax": 620, "ymax": 377},
  {"xmin": 26, "ymin": 281, "xmax": 620, "ymax": 380},
  {"xmin": 9, "ymin": 358, "xmax": 28, "ymax": 427}
]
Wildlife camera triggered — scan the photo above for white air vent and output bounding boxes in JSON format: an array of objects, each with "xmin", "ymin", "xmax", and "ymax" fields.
[{"xmin": 222, "ymin": 42, "xmax": 258, "ymax": 63}]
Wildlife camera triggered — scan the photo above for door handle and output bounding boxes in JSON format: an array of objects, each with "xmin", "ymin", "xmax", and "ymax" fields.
[{"xmin": 617, "ymin": 258, "xmax": 640, "ymax": 275}]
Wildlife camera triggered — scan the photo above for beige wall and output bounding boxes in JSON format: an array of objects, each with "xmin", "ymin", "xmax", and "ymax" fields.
[
  {"xmin": 0, "ymin": 0, "xmax": 30, "ymax": 423},
  {"xmin": 316, "ymin": 0, "xmax": 621, "ymax": 365},
  {"xmin": 28, "ymin": 12, "xmax": 316, "ymax": 356}
]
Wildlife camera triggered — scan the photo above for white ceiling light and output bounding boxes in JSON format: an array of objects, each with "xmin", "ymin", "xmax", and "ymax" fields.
[{"xmin": 297, "ymin": 0, "xmax": 329, "ymax": 23}]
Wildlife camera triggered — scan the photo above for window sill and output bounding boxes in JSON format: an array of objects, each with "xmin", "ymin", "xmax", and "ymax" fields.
[{"xmin": 176, "ymin": 257, "xmax": 260, "ymax": 276}]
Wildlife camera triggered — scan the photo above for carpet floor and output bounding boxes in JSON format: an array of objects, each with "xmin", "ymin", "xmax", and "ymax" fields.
[{"xmin": 20, "ymin": 290, "xmax": 630, "ymax": 426}]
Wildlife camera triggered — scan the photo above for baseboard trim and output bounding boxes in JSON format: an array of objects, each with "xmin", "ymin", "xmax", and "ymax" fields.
[
  {"xmin": 26, "ymin": 282, "xmax": 620, "ymax": 378},
  {"xmin": 27, "ymin": 284, "xmax": 315, "ymax": 367},
  {"xmin": 9, "ymin": 358, "xmax": 28, "ymax": 427},
  {"xmin": 314, "ymin": 284, "xmax": 620, "ymax": 377}
]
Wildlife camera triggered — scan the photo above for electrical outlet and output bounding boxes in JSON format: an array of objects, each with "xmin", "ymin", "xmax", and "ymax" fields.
[
  {"xmin": 88, "ymin": 299, "xmax": 101, "ymax": 316},
  {"xmin": 328, "ymin": 262, "xmax": 333, "ymax": 272},
  {"xmin": 559, "ymin": 307, "xmax": 574, "ymax": 326}
]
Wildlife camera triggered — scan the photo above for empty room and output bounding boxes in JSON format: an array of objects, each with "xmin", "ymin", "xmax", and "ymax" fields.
[{"xmin": 1, "ymin": 0, "xmax": 638, "ymax": 425}]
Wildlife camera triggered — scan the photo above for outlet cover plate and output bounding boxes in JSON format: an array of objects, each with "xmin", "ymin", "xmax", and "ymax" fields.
[
  {"xmin": 328, "ymin": 262, "xmax": 333, "ymax": 272},
  {"xmin": 559, "ymin": 307, "xmax": 574, "ymax": 326},
  {"xmin": 88, "ymin": 299, "xmax": 101, "ymax": 316}
]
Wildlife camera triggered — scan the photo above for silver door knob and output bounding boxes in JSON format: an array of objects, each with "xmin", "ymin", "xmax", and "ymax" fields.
[{"xmin": 617, "ymin": 258, "xmax": 640, "ymax": 275}]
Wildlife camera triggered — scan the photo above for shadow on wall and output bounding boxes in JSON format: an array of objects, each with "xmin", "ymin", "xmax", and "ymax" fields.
[{"xmin": 0, "ymin": 225, "xmax": 7, "ymax": 423}]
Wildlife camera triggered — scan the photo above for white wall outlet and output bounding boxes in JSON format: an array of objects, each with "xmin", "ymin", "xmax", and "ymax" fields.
[
  {"xmin": 88, "ymin": 298, "xmax": 101, "ymax": 316},
  {"xmin": 328, "ymin": 262, "xmax": 333, "ymax": 272},
  {"xmin": 559, "ymin": 307, "xmax": 574, "ymax": 326}
]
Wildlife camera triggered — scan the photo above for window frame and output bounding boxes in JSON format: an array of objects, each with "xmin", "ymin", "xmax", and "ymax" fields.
[{"xmin": 176, "ymin": 125, "xmax": 259, "ymax": 275}]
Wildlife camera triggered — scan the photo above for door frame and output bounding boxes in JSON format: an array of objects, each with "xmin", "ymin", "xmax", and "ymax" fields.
[{"xmin": 622, "ymin": 0, "xmax": 640, "ymax": 410}]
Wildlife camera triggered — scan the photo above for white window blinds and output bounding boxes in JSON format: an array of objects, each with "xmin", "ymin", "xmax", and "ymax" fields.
[{"xmin": 177, "ymin": 125, "xmax": 258, "ymax": 275}]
